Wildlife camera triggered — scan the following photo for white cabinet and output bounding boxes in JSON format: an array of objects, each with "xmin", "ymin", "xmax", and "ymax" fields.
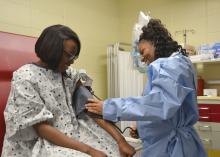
[
  {"xmin": 192, "ymin": 58, "xmax": 220, "ymax": 151},
  {"xmin": 195, "ymin": 122, "xmax": 220, "ymax": 149}
]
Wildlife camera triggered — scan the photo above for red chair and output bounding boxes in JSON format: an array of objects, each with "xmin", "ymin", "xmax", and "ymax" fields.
[{"xmin": 0, "ymin": 31, "xmax": 37, "ymax": 155}]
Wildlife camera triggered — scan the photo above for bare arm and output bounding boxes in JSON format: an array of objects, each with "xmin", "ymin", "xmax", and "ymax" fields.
[
  {"xmin": 86, "ymin": 99, "xmax": 126, "ymax": 143},
  {"xmin": 94, "ymin": 119, "xmax": 125, "ymax": 143},
  {"xmin": 94, "ymin": 118, "xmax": 136, "ymax": 157},
  {"xmin": 33, "ymin": 122, "xmax": 106, "ymax": 157}
]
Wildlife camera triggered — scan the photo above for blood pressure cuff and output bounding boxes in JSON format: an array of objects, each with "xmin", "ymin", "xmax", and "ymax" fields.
[{"xmin": 72, "ymin": 85, "xmax": 102, "ymax": 119}]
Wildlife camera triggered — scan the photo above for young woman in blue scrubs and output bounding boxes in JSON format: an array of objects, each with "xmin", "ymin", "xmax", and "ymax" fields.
[{"xmin": 86, "ymin": 19, "xmax": 208, "ymax": 157}]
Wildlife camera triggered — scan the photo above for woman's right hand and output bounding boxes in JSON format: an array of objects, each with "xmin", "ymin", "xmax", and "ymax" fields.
[
  {"xmin": 129, "ymin": 127, "xmax": 139, "ymax": 139},
  {"xmin": 88, "ymin": 148, "xmax": 107, "ymax": 157}
]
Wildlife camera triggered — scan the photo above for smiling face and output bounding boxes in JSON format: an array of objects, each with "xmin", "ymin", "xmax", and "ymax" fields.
[
  {"xmin": 57, "ymin": 39, "xmax": 78, "ymax": 72},
  {"xmin": 138, "ymin": 40, "xmax": 156, "ymax": 65}
]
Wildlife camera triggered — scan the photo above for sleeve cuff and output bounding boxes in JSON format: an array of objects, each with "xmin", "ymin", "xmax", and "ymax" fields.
[{"xmin": 103, "ymin": 99, "xmax": 121, "ymax": 122}]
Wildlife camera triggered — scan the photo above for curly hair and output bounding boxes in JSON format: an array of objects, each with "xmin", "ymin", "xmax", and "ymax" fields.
[{"xmin": 139, "ymin": 19, "xmax": 186, "ymax": 59}]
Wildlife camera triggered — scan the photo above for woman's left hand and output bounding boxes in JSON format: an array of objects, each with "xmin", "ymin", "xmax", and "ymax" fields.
[
  {"xmin": 118, "ymin": 140, "xmax": 136, "ymax": 157},
  {"xmin": 86, "ymin": 99, "xmax": 103, "ymax": 115}
]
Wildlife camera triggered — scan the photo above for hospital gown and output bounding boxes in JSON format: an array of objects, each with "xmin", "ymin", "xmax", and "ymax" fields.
[
  {"xmin": 2, "ymin": 64, "xmax": 119, "ymax": 157},
  {"xmin": 103, "ymin": 53, "xmax": 208, "ymax": 157}
]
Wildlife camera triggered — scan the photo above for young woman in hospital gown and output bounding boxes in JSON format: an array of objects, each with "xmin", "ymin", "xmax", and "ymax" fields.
[
  {"xmin": 2, "ymin": 25, "xmax": 135, "ymax": 157},
  {"xmin": 86, "ymin": 19, "xmax": 208, "ymax": 157}
]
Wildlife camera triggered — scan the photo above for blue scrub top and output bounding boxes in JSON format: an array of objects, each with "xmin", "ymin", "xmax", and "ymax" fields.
[{"xmin": 103, "ymin": 53, "xmax": 207, "ymax": 157}]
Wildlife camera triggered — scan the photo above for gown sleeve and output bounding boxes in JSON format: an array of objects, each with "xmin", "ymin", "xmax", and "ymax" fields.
[
  {"xmin": 103, "ymin": 62, "xmax": 194, "ymax": 122},
  {"xmin": 4, "ymin": 78, "xmax": 53, "ymax": 141}
]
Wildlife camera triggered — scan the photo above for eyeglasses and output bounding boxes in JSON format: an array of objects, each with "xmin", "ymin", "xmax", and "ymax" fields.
[{"xmin": 64, "ymin": 50, "xmax": 78, "ymax": 61}]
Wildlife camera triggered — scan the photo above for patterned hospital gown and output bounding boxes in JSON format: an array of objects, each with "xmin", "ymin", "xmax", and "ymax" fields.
[{"xmin": 2, "ymin": 64, "xmax": 120, "ymax": 157}]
